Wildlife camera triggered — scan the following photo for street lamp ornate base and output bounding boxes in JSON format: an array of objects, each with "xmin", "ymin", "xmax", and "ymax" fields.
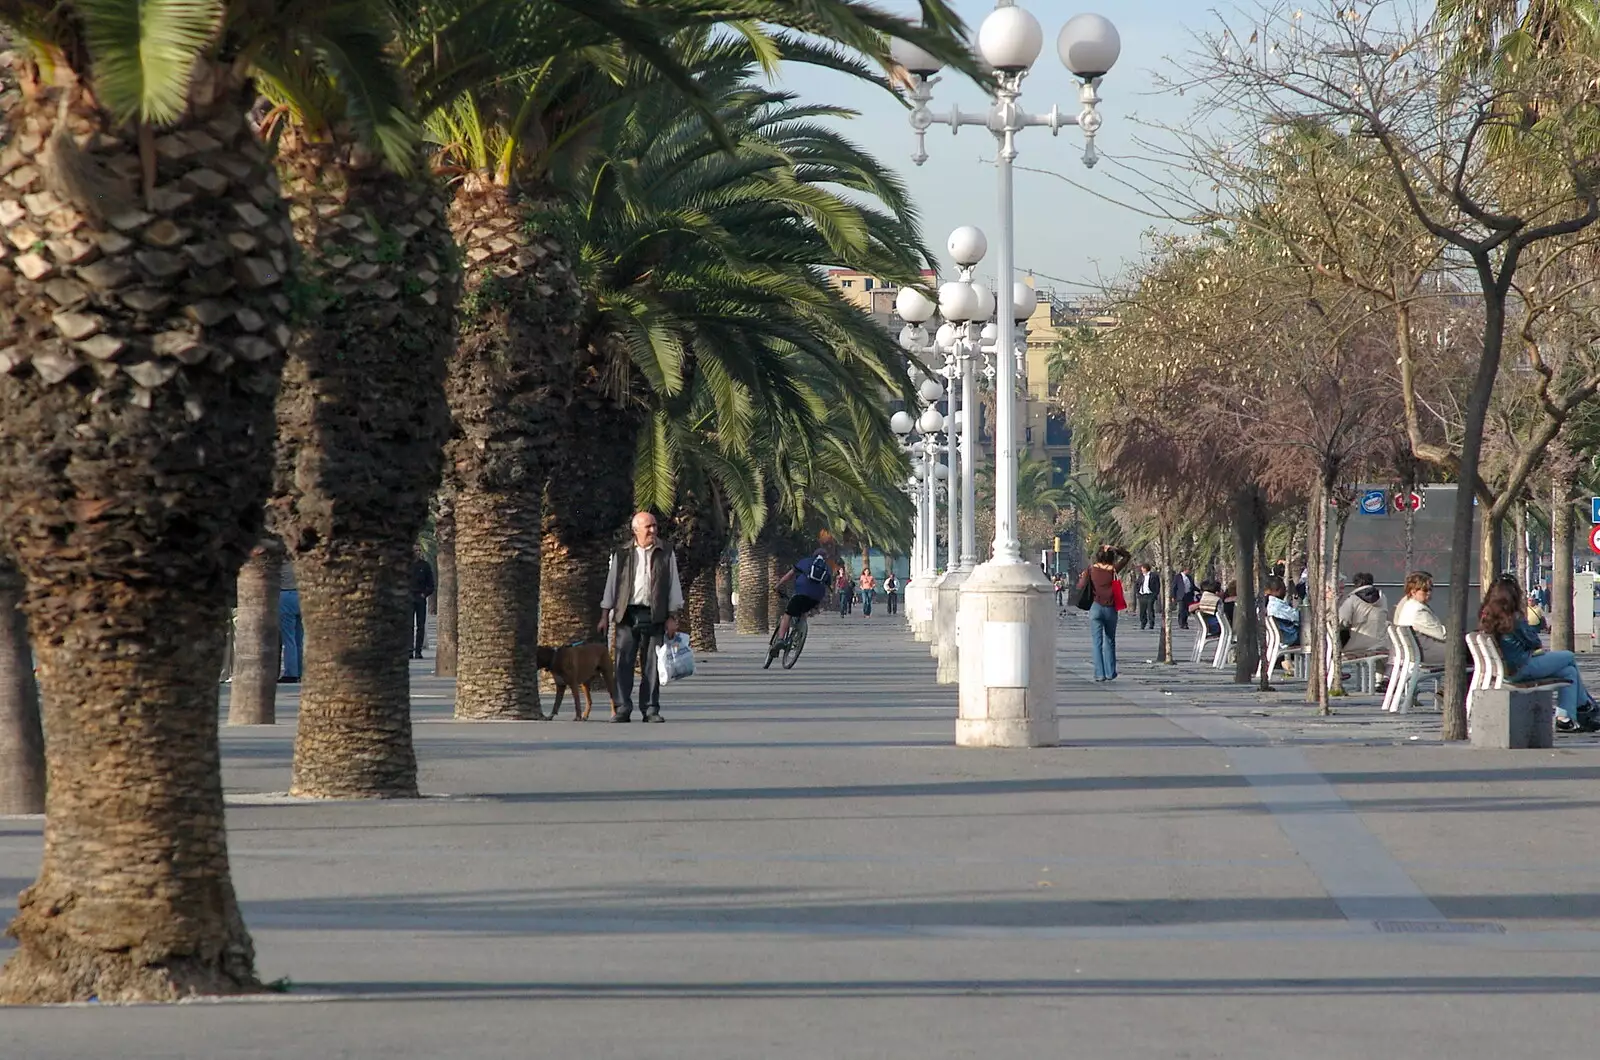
[
  {"xmin": 955, "ymin": 559, "xmax": 1057, "ymax": 747},
  {"xmin": 934, "ymin": 567, "xmax": 971, "ymax": 683},
  {"xmin": 906, "ymin": 574, "xmax": 935, "ymax": 641}
]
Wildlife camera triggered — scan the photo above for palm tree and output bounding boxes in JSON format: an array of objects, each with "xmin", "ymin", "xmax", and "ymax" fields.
[
  {"xmin": 1435, "ymin": 0, "xmax": 1600, "ymax": 77},
  {"xmin": 259, "ymin": 8, "xmax": 458, "ymax": 796},
  {"xmin": 0, "ymin": 557, "xmax": 43, "ymax": 816},
  {"xmin": 225, "ymin": 541, "xmax": 280, "ymax": 726},
  {"xmin": 420, "ymin": 2, "xmax": 685, "ymax": 720},
  {"xmin": 0, "ymin": 58, "xmax": 43, "ymax": 821},
  {"xmin": 417, "ymin": 0, "xmax": 972, "ymax": 717},
  {"xmin": 532, "ymin": 38, "xmax": 933, "ymax": 639},
  {"xmin": 0, "ymin": 0, "xmax": 404, "ymax": 1005}
]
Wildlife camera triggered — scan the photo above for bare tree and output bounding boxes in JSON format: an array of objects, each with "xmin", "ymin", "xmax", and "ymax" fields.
[{"xmin": 1156, "ymin": 0, "xmax": 1600, "ymax": 738}]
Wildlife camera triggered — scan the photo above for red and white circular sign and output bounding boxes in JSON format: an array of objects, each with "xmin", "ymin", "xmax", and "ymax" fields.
[{"xmin": 1589, "ymin": 524, "xmax": 1600, "ymax": 555}]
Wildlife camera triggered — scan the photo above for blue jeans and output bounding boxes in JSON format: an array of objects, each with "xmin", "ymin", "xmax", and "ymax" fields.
[
  {"xmin": 1089, "ymin": 602, "xmax": 1118, "ymax": 680},
  {"xmin": 1511, "ymin": 650, "xmax": 1591, "ymax": 722},
  {"xmin": 279, "ymin": 589, "xmax": 303, "ymax": 679},
  {"xmin": 861, "ymin": 589, "xmax": 874, "ymax": 616},
  {"xmin": 1275, "ymin": 618, "xmax": 1300, "ymax": 647}
]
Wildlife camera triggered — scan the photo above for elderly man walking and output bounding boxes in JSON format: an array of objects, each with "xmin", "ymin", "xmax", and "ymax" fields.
[{"xmin": 597, "ymin": 511, "xmax": 684, "ymax": 723}]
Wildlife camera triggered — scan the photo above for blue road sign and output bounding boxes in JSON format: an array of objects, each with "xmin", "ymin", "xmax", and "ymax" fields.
[
  {"xmin": 1359, "ymin": 489, "xmax": 1387, "ymax": 515},
  {"xmin": 1592, "ymin": 497, "xmax": 1600, "ymax": 525}
]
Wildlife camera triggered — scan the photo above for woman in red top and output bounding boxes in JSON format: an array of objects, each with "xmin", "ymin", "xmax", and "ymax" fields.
[{"xmin": 1078, "ymin": 544, "xmax": 1131, "ymax": 681}]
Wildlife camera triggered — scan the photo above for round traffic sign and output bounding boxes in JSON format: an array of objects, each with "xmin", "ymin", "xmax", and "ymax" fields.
[
  {"xmin": 1590, "ymin": 525, "xmax": 1600, "ymax": 555},
  {"xmin": 1392, "ymin": 492, "xmax": 1423, "ymax": 512}
]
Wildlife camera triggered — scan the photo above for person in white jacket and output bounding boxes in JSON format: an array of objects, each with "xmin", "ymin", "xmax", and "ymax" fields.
[{"xmin": 1392, "ymin": 570, "xmax": 1447, "ymax": 665}]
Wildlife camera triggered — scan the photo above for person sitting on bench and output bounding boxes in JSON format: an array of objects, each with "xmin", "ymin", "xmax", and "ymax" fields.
[
  {"xmin": 1480, "ymin": 574, "xmax": 1598, "ymax": 733},
  {"xmin": 1393, "ymin": 570, "xmax": 1448, "ymax": 666},
  {"xmin": 1190, "ymin": 579, "xmax": 1223, "ymax": 637},
  {"xmin": 1264, "ymin": 575, "xmax": 1301, "ymax": 647}
]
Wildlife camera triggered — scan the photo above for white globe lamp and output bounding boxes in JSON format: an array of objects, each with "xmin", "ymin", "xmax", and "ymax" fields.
[
  {"xmin": 977, "ymin": 5, "xmax": 1044, "ymax": 73},
  {"xmin": 912, "ymin": 463, "xmax": 926, "ymax": 480},
  {"xmin": 947, "ymin": 225, "xmax": 988, "ymax": 267},
  {"xmin": 890, "ymin": 410, "xmax": 915, "ymax": 435},
  {"xmin": 890, "ymin": 37, "xmax": 945, "ymax": 77},
  {"xmin": 981, "ymin": 322, "xmax": 999, "ymax": 344},
  {"xmin": 934, "ymin": 463, "xmax": 950, "ymax": 482},
  {"xmin": 1012, "ymin": 281, "xmax": 1039, "ymax": 322},
  {"xmin": 918, "ymin": 407, "xmax": 945, "ymax": 434},
  {"xmin": 1058, "ymin": 14, "xmax": 1121, "ymax": 80},
  {"xmin": 896, "ymin": 285, "xmax": 937, "ymax": 324},
  {"xmin": 939, "ymin": 281, "xmax": 979, "ymax": 323},
  {"xmin": 918, "ymin": 376, "xmax": 945, "ymax": 403},
  {"xmin": 968, "ymin": 282, "xmax": 994, "ymax": 323},
  {"xmin": 935, "ymin": 322, "xmax": 957, "ymax": 351}
]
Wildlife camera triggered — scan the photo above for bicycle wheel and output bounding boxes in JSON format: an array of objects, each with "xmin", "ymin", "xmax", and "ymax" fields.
[
  {"xmin": 764, "ymin": 624, "xmax": 782, "ymax": 669},
  {"xmin": 781, "ymin": 617, "xmax": 808, "ymax": 669}
]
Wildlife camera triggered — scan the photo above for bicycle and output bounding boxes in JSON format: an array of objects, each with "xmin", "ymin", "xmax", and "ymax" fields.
[{"xmin": 765, "ymin": 611, "xmax": 809, "ymax": 670}]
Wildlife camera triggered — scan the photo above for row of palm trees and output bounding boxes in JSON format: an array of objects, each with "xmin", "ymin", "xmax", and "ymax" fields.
[{"xmin": 0, "ymin": 0, "xmax": 976, "ymax": 1005}]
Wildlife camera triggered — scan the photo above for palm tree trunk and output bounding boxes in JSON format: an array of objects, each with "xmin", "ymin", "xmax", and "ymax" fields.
[
  {"xmin": 716, "ymin": 559, "xmax": 735, "ymax": 623},
  {"xmin": 272, "ymin": 143, "xmax": 456, "ymax": 794},
  {"xmin": 0, "ymin": 578, "xmax": 258, "ymax": 1003},
  {"xmin": 735, "ymin": 538, "xmax": 771, "ymax": 634},
  {"xmin": 0, "ymin": 69, "xmax": 280, "ymax": 1002},
  {"xmin": 539, "ymin": 388, "xmax": 640, "ymax": 648},
  {"xmin": 671, "ymin": 493, "xmax": 728, "ymax": 654},
  {"xmin": 0, "ymin": 559, "xmax": 44, "ymax": 815},
  {"xmin": 686, "ymin": 566, "xmax": 719, "ymax": 653},
  {"xmin": 454, "ymin": 488, "xmax": 544, "ymax": 720},
  {"xmin": 289, "ymin": 551, "xmax": 419, "ymax": 796},
  {"xmin": 226, "ymin": 545, "xmax": 280, "ymax": 726},
  {"xmin": 445, "ymin": 177, "xmax": 580, "ymax": 719},
  {"xmin": 434, "ymin": 498, "xmax": 458, "ymax": 676}
]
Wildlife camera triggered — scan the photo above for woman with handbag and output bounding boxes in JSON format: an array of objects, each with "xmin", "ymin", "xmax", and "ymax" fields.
[{"xmin": 1077, "ymin": 544, "xmax": 1131, "ymax": 681}]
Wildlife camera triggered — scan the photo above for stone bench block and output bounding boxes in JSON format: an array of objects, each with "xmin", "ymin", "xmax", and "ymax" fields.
[{"xmin": 1469, "ymin": 688, "xmax": 1555, "ymax": 749}]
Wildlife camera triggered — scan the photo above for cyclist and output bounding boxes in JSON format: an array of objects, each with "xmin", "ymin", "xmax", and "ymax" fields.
[{"xmin": 771, "ymin": 549, "xmax": 830, "ymax": 656}]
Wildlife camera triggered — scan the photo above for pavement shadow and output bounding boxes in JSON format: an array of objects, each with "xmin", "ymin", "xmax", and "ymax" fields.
[
  {"xmin": 481, "ymin": 763, "xmax": 1600, "ymax": 805},
  {"xmin": 292, "ymin": 973, "xmax": 1600, "ymax": 1000},
  {"xmin": 242, "ymin": 889, "xmax": 1600, "ymax": 932}
]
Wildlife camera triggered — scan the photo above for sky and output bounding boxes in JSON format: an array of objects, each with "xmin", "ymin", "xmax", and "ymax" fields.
[{"xmin": 772, "ymin": 0, "xmax": 1211, "ymax": 298}]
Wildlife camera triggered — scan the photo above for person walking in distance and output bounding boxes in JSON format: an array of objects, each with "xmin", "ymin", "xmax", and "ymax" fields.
[
  {"xmin": 837, "ymin": 567, "xmax": 853, "ymax": 617},
  {"xmin": 1078, "ymin": 544, "xmax": 1130, "ymax": 681},
  {"xmin": 883, "ymin": 570, "xmax": 900, "ymax": 615},
  {"xmin": 859, "ymin": 566, "xmax": 877, "ymax": 617},
  {"xmin": 409, "ymin": 544, "xmax": 436, "ymax": 659},
  {"xmin": 279, "ymin": 556, "xmax": 302, "ymax": 684},
  {"xmin": 1170, "ymin": 567, "xmax": 1195, "ymax": 630},
  {"xmin": 1135, "ymin": 563, "xmax": 1158, "ymax": 630},
  {"xmin": 597, "ymin": 512, "xmax": 683, "ymax": 722}
]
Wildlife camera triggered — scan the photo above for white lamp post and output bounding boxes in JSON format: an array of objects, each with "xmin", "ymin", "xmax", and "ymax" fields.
[
  {"xmin": 896, "ymin": 286, "xmax": 941, "ymax": 640},
  {"xmin": 896, "ymin": 4, "xmax": 1120, "ymax": 748},
  {"xmin": 928, "ymin": 229, "xmax": 989, "ymax": 683}
]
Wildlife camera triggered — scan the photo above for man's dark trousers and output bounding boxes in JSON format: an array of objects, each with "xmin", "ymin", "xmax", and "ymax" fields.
[
  {"xmin": 614, "ymin": 605, "xmax": 663, "ymax": 719},
  {"xmin": 1137, "ymin": 593, "xmax": 1156, "ymax": 630},
  {"xmin": 412, "ymin": 594, "xmax": 429, "ymax": 654}
]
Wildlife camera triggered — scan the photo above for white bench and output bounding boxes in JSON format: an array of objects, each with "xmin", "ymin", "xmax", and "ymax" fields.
[
  {"xmin": 1211, "ymin": 608, "xmax": 1234, "ymax": 670},
  {"xmin": 1190, "ymin": 607, "xmax": 1216, "ymax": 664},
  {"xmin": 1258, "ymin": 609, "xmax": 1309, "ymax": 681},
  {"xmin": 1465, "ymin": 630, "xmax": 1567, "ymax": 748},
  {"xmin": 1382, "ymin": 625, "xmax": 1444, "ymax": 713},
  {"xmin": 1325, "ymin": 636, "xmax": 1389, "ymax": 694}
]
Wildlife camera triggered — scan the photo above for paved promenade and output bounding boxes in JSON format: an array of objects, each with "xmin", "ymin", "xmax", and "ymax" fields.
[{"xmin": 4, "ymin": 609, "xmax": 1600, "ymax": 1058}]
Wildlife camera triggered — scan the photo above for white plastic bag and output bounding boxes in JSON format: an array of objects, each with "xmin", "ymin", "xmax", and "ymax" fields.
[{"xmin": 655, "ymin": 632, "xmax": 695, "ymax": 684}]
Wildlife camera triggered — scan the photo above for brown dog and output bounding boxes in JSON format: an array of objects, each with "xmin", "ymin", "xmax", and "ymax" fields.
[{"xmin": 535, "ymin": 642, "xmax": 618, "ymax": 720}]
